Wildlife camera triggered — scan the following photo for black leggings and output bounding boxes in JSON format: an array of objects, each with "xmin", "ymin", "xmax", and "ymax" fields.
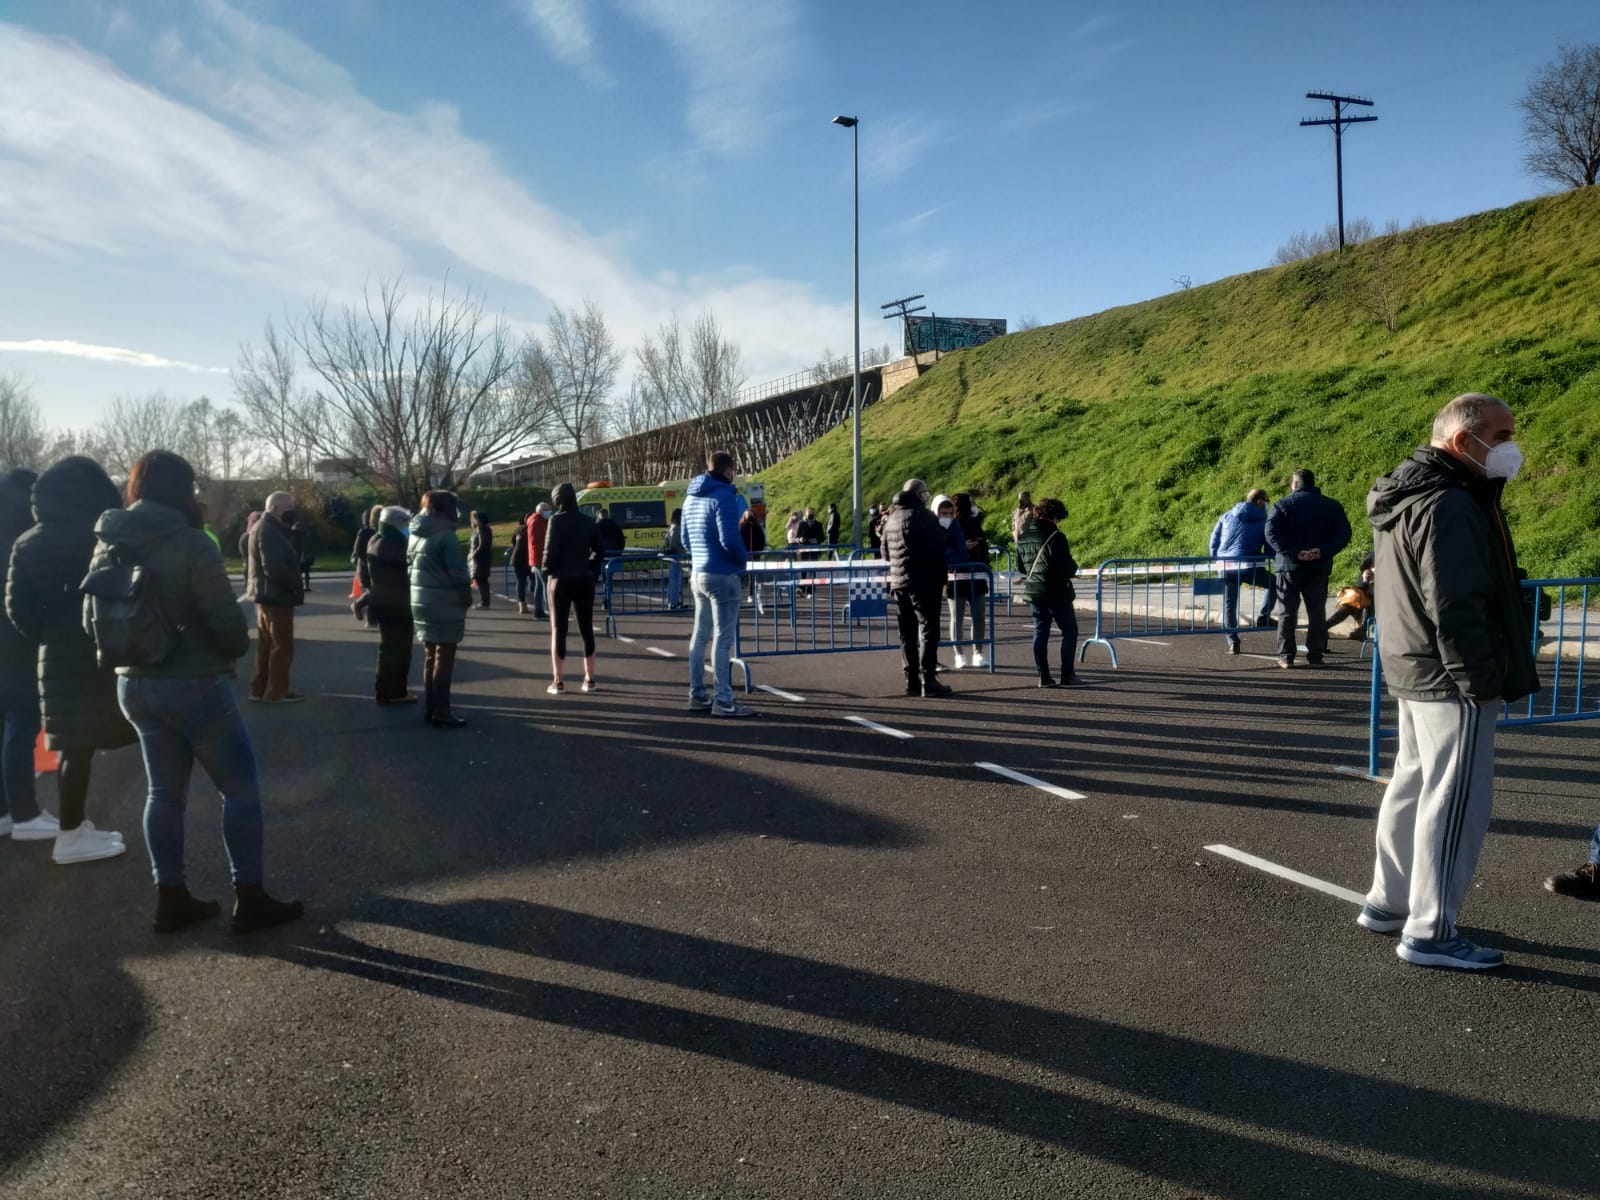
[
  {"xmin": 58, "ymin": 748, "xmax": 93, "ymax": 831},
  {"xmin": 550, "ymin": 577, "xmax": 596, "ymax": 659}
]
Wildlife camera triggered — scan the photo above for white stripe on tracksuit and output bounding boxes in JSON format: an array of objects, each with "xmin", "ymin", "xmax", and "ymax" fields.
[{"xmin": 1367, "ymin": 696, "xmax": 1498, "ymax": 942}]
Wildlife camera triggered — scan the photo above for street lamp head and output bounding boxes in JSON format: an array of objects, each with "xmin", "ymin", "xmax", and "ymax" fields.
[{"xmin": 832, "ymin": 115, "xmax": 858, "ymax": 128}]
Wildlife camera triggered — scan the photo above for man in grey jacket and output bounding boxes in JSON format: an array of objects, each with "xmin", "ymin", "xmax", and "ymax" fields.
[
  {"xmin": 1359, "ymin": 393, "xmax": 1539, "ymax": 970},
  {"xmin": 245, "ymin": 491, "xmax": 305, "ymax": 703}
]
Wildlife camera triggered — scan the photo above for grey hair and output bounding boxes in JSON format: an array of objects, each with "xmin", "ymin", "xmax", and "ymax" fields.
[
  {"xmin": 265, "ymin": 490, "xmax": 294, "ymax": 514},
  {"xmin": 379, "ymin": 505, "xmax": 411, "ymax": 528},
  {"xmin": 1432, "ymin": 393, "xmax": 1509, "ymax": 445}
]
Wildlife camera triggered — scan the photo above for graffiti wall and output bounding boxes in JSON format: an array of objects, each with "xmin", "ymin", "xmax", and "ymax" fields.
[{"xmin": 903, "ymin": 316, "xmax": 1007, "ymax": 354}]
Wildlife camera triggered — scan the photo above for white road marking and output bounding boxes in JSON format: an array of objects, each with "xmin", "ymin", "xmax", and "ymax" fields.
[
  {"xmin": 615, "ymin": 635, "xmax": 636, "ymax": 643},
  {"xmin": 757, "ymin": 685, "xmax": 805, "ymax": 702},
  {"xmin": 974, "ymin": 761, "xmax": 1087, "ymax": 801},
  {"xmin": 1119, "ymin": 639, "xmax": 1170, "ymax": 647},
  {"xmin": 844, "ymin": 715, "xmax": 912, "ymax": 739},
  {"xmin": 646, "ymin": 647, "xmax": 675, "ymax": 658},
  {"xmin": 1203, "ymin": 844, "xmax": 1365, "ymax": 905}
]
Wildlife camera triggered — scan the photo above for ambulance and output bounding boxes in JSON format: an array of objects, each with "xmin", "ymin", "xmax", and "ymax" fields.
[{"xmin": 575, "ymin": 479, "xmax": 766, "ymax": 550}]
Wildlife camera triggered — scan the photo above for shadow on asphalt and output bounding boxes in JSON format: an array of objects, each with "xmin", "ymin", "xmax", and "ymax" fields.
[{"xmin": 267, "ymin": 897, "xmax": 1593, "ymax": 1200}]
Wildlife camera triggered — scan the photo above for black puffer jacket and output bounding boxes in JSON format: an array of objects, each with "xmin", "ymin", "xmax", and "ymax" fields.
[
  {"xmin": 362, "ymin": 523, "xmax": 410, "ymax": 615},
  {"xmin": 0, "ymin": 468, "xmax": 39, "ymax": 712},
  {"xmin": 5, "ymin": 458, "xmax": 135, "ymax": 752},
  {"xmin": 543, "ymin": 484, "xmax": 603, "ymax": 582},
  {"xmin": 882, "ymin": 490, "xmax": 947, "ymax": 594},
  {"xmin": 246, "ymin": 515, "xmax": 304, "ymax": 607}
]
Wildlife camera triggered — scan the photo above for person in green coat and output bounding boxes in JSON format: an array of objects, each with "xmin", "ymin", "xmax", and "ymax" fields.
[
  {"xmin": 1015, "ymin": 498, "xmax": 1081, "ymax": 687},
  {"xmin": 407, "ymin": 490, "xmax": 472, "ymax": 729}
]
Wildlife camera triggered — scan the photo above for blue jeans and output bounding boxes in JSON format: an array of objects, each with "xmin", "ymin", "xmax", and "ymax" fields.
[
  {"xmin": 0, "ymin": 704, "xmax": 41, "ymax": 822},
  {"xmin": 1589, "ymin": 823, "xmax": 1600, "ymax": 867},
  {"xmin": 1221, "ymin": 567, "xmax": 1274, "ymax": 645},
  {"xmin": 1031, "ymin": 599, "xmax": 1078, "ymax": 679},
  {"xmin": 118, "ymin": 675, "xmax": 265, "ymax": 888},
  {"xmin": 689, "ymin": 572, "xmax": 742, "ymax": 707}
]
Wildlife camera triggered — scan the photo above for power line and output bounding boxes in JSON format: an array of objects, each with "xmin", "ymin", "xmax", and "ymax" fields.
[{"xmin": 1300, "ymin": 91, "xmax": 1379, "ymax": 252}]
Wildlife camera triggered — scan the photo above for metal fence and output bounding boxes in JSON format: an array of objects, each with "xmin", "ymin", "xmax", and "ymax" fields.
[
  {"xmin": 1078, "ymin": 556, "xmax": 1276, "ymax": 667},
  {"xmin": 732, "ymin": 560, "xmax": 996, "ymax": 692},
  {"xmin": 1342, "ymin": 578, "xmax": 1600, "ymax": 780}
]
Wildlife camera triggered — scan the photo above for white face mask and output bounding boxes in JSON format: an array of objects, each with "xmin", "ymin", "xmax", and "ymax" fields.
[
  {"xmin": 1472, "ymin": 433, "xmax": 1524, "ymax": 481},
  {"xmin": 939, "ymin": 515, "xmax": 954, "ymax": 528}
]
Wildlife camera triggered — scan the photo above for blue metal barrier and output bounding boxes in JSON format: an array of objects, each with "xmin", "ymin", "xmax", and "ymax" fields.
[
  {"xmin": 500, "ymin": 548, "xmax": 547, "ymax": 613},
  {"xmin": 1079, "ymin": 556, "xmax": 1275, "ymax": 668},
  {"xmin": 601, "ymin": 552, "xmax": 689, "ymax": 637},
  {"xmin": 1343, "ymin": 578, "xmax": 1600, "ymax": 781},
  {"xmin": 732, "ymin": 559, "xmax": 996, "ymax": 692},
  {"xmin": 988, "ymin": 546, "xmax": 1018, "ymax": 617}
]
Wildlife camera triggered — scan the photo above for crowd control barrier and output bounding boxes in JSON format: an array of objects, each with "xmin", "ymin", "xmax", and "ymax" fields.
[
  {"xmin": 601, "ymin": 552, "xmax": 689, "ymax": 637},
  {"xmin": 732, "ymin": 560, "xmax": 995, "ymax": 693},
  {"xmin": 1078, "ymin": 556, "xmax": 1275, "ymax": 668},
  {"xmin": 1344, "ymin": 578, "xmax": 1600, "ymax": 780},
  {"xmin": 500, "ymin": 548, "xmax": 547, "ymax": 612}
]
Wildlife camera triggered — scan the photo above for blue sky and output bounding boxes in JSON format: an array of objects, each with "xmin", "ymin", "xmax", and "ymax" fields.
[{"xmin": 2, "ymin": 0, "xmax": 1597, "ymax": 431}]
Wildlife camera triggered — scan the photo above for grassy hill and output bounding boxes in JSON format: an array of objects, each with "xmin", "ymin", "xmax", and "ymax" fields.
[{"xmin": 759, "ymin": 187, "xmax": 1600, "ymax": 577}]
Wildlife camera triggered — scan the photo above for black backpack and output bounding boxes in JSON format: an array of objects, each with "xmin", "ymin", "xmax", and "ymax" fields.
[{"xmin": 81, "ymin": 547, "xmax": 179, "ymax": 669}]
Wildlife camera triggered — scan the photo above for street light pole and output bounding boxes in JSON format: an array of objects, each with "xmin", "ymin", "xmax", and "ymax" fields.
[{"xmin": 832, "ymin": 114, "xmax": 862, "ymax": 548}]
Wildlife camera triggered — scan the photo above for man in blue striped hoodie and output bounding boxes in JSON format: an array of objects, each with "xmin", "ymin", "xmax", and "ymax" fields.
[{"xmin": 683, "ymin": 451, "xmax": 753, "ymax": 717}]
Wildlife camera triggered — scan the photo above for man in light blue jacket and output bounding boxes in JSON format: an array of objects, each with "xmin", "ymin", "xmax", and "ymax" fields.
[
  {"xmin": 1208, "ymin": 488, "xmax": 1275, "ymax": 654},
  {"xmin": 683, "ymin": 451, "xmax": 753, "ymax": 717}
]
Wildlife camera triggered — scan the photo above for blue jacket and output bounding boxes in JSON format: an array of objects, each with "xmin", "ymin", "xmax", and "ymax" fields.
[
  {"xmin": 683, "ymin": 472, "xmax": 747, "ymax": 576},
  {"xmin": 939, "ymin": 519, "xmax": 967, "ymax": 568},
  {"xmin": 1264, "ymin": 486, "xmax": 1351, "ymax": 575},
  {"xmin": 1209, "ymin": 502, "xmax": 1269, "ymax": 560}
]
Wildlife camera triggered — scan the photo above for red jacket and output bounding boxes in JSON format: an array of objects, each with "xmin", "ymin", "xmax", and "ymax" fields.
[{"xmin": 526, "ymin": 511, "xmax": 549, "ymax": 570}]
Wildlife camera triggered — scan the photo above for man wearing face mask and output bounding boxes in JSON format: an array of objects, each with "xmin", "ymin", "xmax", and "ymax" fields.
[
  {"xmin": 1358, "ymin": 393, "xmax": 1539, "ymax": 970},
  {"xmin": 883, "ymin": 479, "xmax": 952, "ymax": 697}
]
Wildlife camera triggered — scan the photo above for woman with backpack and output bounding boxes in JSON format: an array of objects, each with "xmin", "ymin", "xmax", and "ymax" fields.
[
  {"xmin": 5, "ymin": 456, "xmax": 132, "ymax": 865},
  {"xmin": 409, "ymin": 491, "xmax": 472, "ymax": 728},
  {"xmin": 1014, "ymin": 498, "xmax": 1082, "ymax": 688},
  {"xmin": 94, "ymin": 450, "xmax": 302, "ymax": 932}
]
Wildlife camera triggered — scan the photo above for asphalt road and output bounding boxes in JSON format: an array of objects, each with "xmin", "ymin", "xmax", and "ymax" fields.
[{"xmin": 2, "ymin": 581, "xmax": 1597, "ymax": 1199}]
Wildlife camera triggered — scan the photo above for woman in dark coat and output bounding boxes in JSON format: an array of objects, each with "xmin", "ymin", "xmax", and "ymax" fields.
[
  {"xmin": 0, "ymin": 468, "xmax": 49, "ymax": 840},
  {"xmin": 1015, "ymin": 498, "xmax": 1081, "ymax": 688},
  {"xmin": 509, "ymin": 514, "xmax": 533, "ymax": 614},
  {"xmin": 948, "ymin": 491, "xmax": 991, "ymax": 668},
  {"xmin": 541, "ymin": 482, "xmax": 602, "ymax": 694},
  {"xmin": 5, "ymin": 456, "xmax": 133, "ymax": 864},
  {"xmin": 468, "ymin": 511, "xmax": 494, "ymax": 609},
  {"xmin": 362, "ymin": 505, "xmax": 415, "ymax": 705}
]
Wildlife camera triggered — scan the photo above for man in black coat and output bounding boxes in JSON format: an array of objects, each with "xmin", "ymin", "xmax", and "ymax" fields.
[
  {"xmin": 882, "ymin": 478, "xmax": 951, "ymax": 697},
  {"xmin": 245, "ymin": 491, "xmax": 306, "ymax": 703},
  {"xmin": 1263, "ymin": 468, "xmax": 1351, "ymax": 668},
  {"xmin": 823, "ymin": 503, "xmax": 841, "ymax": 547}
]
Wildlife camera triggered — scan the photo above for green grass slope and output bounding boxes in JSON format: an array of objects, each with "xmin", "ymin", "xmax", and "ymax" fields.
[{"xmin": 760, "ymin": 188, "xmax": 1600, "ymax": 576}]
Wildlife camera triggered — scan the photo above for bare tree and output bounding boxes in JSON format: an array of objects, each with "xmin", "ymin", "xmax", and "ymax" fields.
[
  {"xmin": 293, "ymin": 279, "xmax": 530, "ymax": 501},
  {"xmin": 0, "ymin": 373, "xmax": 49, "ymax": 471},
  {"xmin": 234, "ymin": 319, "xmax": 316, "ymax": 484},
  {"xmin": 632, "ymin": 315, "xmax": 692, "ymax": 427},
  {"xmin": 1519, "ymin": 44, "xmax": 1600, "ymax": 188},
  {"xmin": 213, "ymin": 408, "xmax": 252, "ymax": 481},
  {"xmin": 687, "ymin": 310, "xmax": 745, "ymax": 421},
  {"xmin": 519, "ymin": 300, "xmax": 620, "ymax": 482},
  {"xmin": 88, "ymin": 394, "xmax": 195, "ymax": 478},
  {"xmin": 1273, "ymin": 217, "xmax": 1377, "ymax": 265}
]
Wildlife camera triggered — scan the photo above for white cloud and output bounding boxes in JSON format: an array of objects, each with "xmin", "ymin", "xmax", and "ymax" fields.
[
  {"xmin": 859, "ymin": 113, "xmax": 938, "ymax": 185},
  {"xmin": 620, "ymin": 0, "xmax": 803, "ymax": 157},
  {"xmin": 512, "ymin": 0, "xmax": 612, "ymax": 86},
  {"xmin": 0, "ymin": 339, "xmax": 228, "ymax": 374},
  {"xmin": 0, "ymin": 8, "xmax": 853, "ymax": 395}
]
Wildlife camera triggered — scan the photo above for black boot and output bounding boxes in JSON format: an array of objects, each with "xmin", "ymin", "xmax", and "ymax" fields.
[
  {"xmin": 1038, "ymin": 673, "xmax": 1059, "ymax": 688},
  {"xmin": 154, "ymin": 884, "xmax": 221, "ymax": 934},
  {"xmin": 232, "ymin": 883, "xmax": 304, "ymax": 933}
]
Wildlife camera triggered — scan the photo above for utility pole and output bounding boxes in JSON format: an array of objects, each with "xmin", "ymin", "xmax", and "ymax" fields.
[
  {"xmin": 880, "ymin": 293, "xmax": 926, "ymax": 360},
  {"xmin": 1300, "ymin": 91, "xmax": 1377, "ymax": 251}
]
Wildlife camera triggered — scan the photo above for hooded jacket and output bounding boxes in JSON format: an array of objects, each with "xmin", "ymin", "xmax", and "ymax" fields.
[
  {"xmin": 542, "ymin": 484, "xmax": 603, "ymax": 581},
  {"xmin": 1368, "ymin": 445, "xmax": 1539, "ymax": 704},
  {"xmin": 1209, "ymin": 501, "xmax": 1270, "ymax": 561},
  {"xmin": 407, "ymin": 510, "xmax": 471, "ymax": 643},
  {"xmin": 1264, "ymin": 485, "xmax": 1351, "ymax": 575},
  {"xmin": 5, "ymin": 457, "xmax": 135, "ymax": 751},
  {"xmin": 882, "ymin": 490, "xmax": 947, "ymax": 593},
  {"xmin": 92, "ymin": 500, "xmax": 250, "ymax": 677},
  {"xmin": 362, "ymin": 521, "xmax": 411, "ymax": 614},
  {"xmin": 683, "ymin": 472, "xmax": 747, "ymax": 576}
]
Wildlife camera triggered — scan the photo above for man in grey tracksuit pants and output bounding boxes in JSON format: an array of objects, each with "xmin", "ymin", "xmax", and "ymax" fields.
[{"xmin": 1359, "ymin": 393, "xmax": 1540, "ymax": 970}]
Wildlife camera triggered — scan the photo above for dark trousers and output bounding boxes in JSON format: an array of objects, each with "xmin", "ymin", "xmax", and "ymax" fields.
[
  {"xmin": 550, "ymin": 577, "xmax": 596, "ymax": 659},
  {"xmin": 513, "ymin": 566, "xmax": 532, "ymax": 604},
  {"xmin": 473, "ymin": 571, "xmax": 492, "ymax": 607},
  {"xmin": 893, "ymin": 586, "xmax": 941, "ymax": 683},
  {"xmin": 250, "ymin": 604, "xmax": 295, "ymax": 700},
  {"xmin": 1221, "ymin": 567, "xmax": 1275, "ymax": 644},
  {"xmin": 1030, "ymin": 599, "xmax": 1079, "ymax": 679},
  {"xmin": 373, "ymin": 607, "xmax": 414, "ymax": 700},
  {"xmin": 1276, "ymin": 569, "xmax": 1331, "ymax": 662},
  {"xmin": 422, "ymin": 642, "xmax": 458, "ymax": 718},
  {"xmin": 57, "ymin": 748, "xmax": 93, "ymax": 831}
]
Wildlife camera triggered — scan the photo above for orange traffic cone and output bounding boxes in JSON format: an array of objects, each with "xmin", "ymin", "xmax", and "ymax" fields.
[
  {"xmin": 349, "ymin": 575, "xmax": 363, "ymax": 599},
  {"xmin": 34, "ymin": 731, "xmax": 60, "ymax": 775}
]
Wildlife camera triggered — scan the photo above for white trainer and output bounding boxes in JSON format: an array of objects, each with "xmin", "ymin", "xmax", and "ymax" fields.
[
  {"xmin": 952, "ymin": 653, "xmax": 968, "ymax": 669},
  {"xmin": 971, "ymin": 651, "xmax": 987, "ymax": 667},
  {"xmin": 52, "ymin": 824, "xmax": 127, "ymax": 865},
  {"xmin": 78, "ymin": 819, "xmax": 123, "ymax": 844},
  {"xmin": 10, "ymin": 812, "xmax": 62, "ymax": 841}
]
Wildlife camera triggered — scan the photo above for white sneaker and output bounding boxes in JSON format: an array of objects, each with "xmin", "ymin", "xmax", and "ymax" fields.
[
  {"xmin": 10, "ymin": 812, "xmax": 61, "ymax": 841},
  {"xmin": 52, "ymin": 824, "xmax": 127, "ymax": 865},
  {"xmin": 952, "ymin": 653, "xmax": 968, "ymax": 670},
  {"xmin": 78, "ymin": 819, "xmax": 123, "ymax": 844},
  {"xmin": 971, "ymin": 651, "xmax": 986, "ymax": 667}
]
